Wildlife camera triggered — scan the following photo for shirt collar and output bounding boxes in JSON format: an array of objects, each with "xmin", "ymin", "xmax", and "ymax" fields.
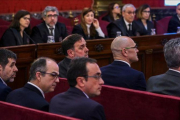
[
  {"xmin": 83, "ymin": 91, "xmax": 89, "ymax": 98},
  {"xmin": 86, "ymin": 24, "xmax": 91, "ymax": 28},
  {"xmin": 46, "ymin": 24, "xmax": 55, "ymax": 29},
  {"xmin": 169, "ymin": 68, "xmax": 180, "ymax": 74},
  {"xmin": 114, "ymin": 60, "xmax": 131, "ymax": 67},
  {"xmin": 27, "ymin": 82, "xmax": 45, "ymax": 98},
  {"xmin": 124, "ymin": 18, "xmax": 132, "ymax": 26},
  {"xmin": 0, "ymin": 77, "xmax": 7, "ymax": 86}
]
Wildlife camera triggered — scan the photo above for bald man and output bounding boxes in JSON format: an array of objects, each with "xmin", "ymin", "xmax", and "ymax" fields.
[{"xmin": 100, "ymin": 36, "xmax": 146, "ymax": 91}]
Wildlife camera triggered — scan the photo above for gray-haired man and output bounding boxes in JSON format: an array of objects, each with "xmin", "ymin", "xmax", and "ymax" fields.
[
  {"xmin": 147, "ymin": 38, "xmax": 180, "ymax": 97},
  {"xmin": 31, "ymin": 6, "xmax": 68, "ymax": 43}
]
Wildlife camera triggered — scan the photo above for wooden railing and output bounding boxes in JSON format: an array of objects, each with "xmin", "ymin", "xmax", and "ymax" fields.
[{"xmin": 3, "ymin": 33, "xmax": 180, "ymax": 89}]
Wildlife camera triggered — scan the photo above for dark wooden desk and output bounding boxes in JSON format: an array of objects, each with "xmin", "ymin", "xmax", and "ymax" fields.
[{"xmin": 3, "ymin": 34, "xmax": 180, "ymax": 89}]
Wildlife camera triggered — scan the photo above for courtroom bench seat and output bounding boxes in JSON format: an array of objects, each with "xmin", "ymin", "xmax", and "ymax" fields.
[{"xmin": 0, "ymin": 101, "xmax": 80, "ymax": 120}]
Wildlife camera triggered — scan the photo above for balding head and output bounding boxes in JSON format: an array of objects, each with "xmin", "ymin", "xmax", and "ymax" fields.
[{"xmin": 111, "ymin": 36, "xmax": 139, "ymax": 64}]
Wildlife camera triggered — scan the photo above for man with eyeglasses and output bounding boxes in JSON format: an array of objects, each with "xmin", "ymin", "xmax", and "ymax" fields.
[
  {"xmin": 107, "ymin": 4, "xmax": 139, "ymax": 38},
  {"xmin": 168, "ymin": 3, "xmax": 180, "ymax": 33},
  {"xmin": 31, "ymin": 6, "xmax": 68, "ymax": 43},
  {"xmin": 6, "ymin": 57, "xmax": 59, "ymax": 112},
  {"xmin": 50, "ymin": 57, "xmax": 106, "ymax": 120},
  {"xmin": 58, "ymin": 34, "xmax": 89, "ymax": 78},
  {"xmin": 101, "ymin": 36, "xmax": 146, "ymax": 91}
]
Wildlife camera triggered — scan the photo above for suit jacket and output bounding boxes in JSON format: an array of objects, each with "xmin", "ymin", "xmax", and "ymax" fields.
[
  {"xmin": 49, "ymin": 87, "xmax": 106, "ymax": 120},
  {"xmin": 72, "ymin": 24, "xmax": 104, "ymax": 40},
  {"xmin": 0, "ymin": 28, "xmax": 29, "ymax": 47},
  {"xmin": 102, "ymin": 14, "xmax": 114, "ymax": 23},
  {"xmin": 58, "ymin": 57, "xmax": 71, "ymax": 78},
  {"xmin": 147, "ymin": 70, "xmax": 180, "ymax": 97},
  {"xmin": 107, "ymin": 17, "xmax": 138, "ymax": 38},
  {"xmin": 101, "ymin": 61, "xmax": 146, "ymax": 91},
  {"xmin": 0, "ymin": 78, "xmax": 12, "ymax": 101},
  {"xmin": 31, "ymin": 21, "xmax": 68, "ymax": 43},
  {"xmin": 6, "ymin": 83, "xmax": 49, "ymax": 111},
  {"xmin": 135, "ymin": 19, "xmax": 154, "ymax": 35},
  {"xmin": 168, "ymin": 14, "xmax": 180, "ymax": 33}
]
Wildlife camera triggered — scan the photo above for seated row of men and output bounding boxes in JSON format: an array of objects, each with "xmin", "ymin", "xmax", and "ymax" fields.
[
  {"xmin": 0, "ymin": 33, "xmax": 180, "ymax": 119},
  {"xmin": 1, "ymin": 2, "xmax": 179, "ymax": 47}
]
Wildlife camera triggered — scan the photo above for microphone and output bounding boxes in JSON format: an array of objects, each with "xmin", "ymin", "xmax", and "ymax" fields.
[{"xmin": 23, "ymin": 31, "xmax": 36, "ymax": 45}]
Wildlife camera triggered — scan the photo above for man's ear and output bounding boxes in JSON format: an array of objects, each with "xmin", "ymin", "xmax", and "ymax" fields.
[
  {"xmin": 121, "ymin": 49, "xmax": 128, "ymax": 57},
  {"xmin": 36, "ymin": 72, "xmax": 42, "ymax": 82},
  {"xmin": 67, "ymin": 49, "xmax": 74, "ymax": 58},
  {"xmin": 0, "ymin": 65, "xmax": 2, "ymax": 72},
  {"xmin": 76, "ymin": 77, "xmax": 85, "ymax": 87}
]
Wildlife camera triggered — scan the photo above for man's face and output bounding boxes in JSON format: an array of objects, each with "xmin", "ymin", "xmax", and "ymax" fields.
[
  {"xmin": 43, "ymin": 11, "xmax": 58, "ymax": 27},
  {"xmin": 122, "ymin": 7, "xmax": 136, "ymax": 23},
  {"xmin": 83, "ymin": 63, "xmax": 104, "ymax": 97},
  {"xmin": 176, "ymin": 5, "xmax": 180, "ymax": 16},
  {"xmin": 40, "ymin": 60, "xmax": 59, "ymax": 93},
  {"xmin": 125, "ymin": 38, "xmax": 139, "ymax": 64},
  {"xmin": 0, "ymin": 58, "xmax": 18, "ymax": 83},
  {"xmin": 71, "ymin": 38, "xmax": 89, "ymax": 58}
]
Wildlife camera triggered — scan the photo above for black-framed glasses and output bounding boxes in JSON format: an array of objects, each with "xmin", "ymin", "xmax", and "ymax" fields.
[
  {"xmin": 125, "ymin": 45, "xmax": 138, "ymax": 50},
  {"xmin": 40, "ymin": 71, "xmax": 59, "ymax": 79},
  {"xmin": 143, "ymin": 11, "xmax": 150, "ymax": 14},
  {"xmin": 84, "ymin": 75, "xmax": 102, "ymax": 80},
  {"xmin": 46, "ymin": 14, "xmax": 58, "ymax": 18},
  {"xmin": 23, "ymin": 17, "xmax": 31, "ymax": 21},
  {"xmin": 125, "ymin": 11, "xmax": 136, "ymax": 15}
]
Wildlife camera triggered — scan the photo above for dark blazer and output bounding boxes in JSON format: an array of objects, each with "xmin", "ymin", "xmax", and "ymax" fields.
[
  {"xmin": 102, "ymin": 14, "xmax": 114, "ymax": 23},
  {"xmin": 31, "ymin": 21, "xmax": 68, "ymax": 43},
  {"xmin": 107, "ymin": 17, "xmax": 138, "ymax": 38},
  {"xmin": 58, "ymin": 57, "xmax": 71, "ymax": 78},
  {"xmin": 101, "ymin": 61, "xmax": 146, "ymax": 91},
  {"xmin": 6, "ymin": 83, "xmax": 49, "ymax": 111},
  {"xmin": 168, "ymin": 14, "xmax": 180, "ymax": 33},
  {"xmin": 0, "ymin": 28, "xmax": 29, "ymax": 47},
  {"xmin": 135, "ymin": 19, "xmax": 154, "ymax": 35},
  {"xmin": 147, "ymin": 70, "xmax": 180, "ymax": 97},
  {"xmin": 49, "ymin": 87, "xmax": 106, "ymax": 120},
  {"xmin": 0, "ymin": 79, "xmax": 11, "ymax": 101},
  {"xmin": 72, "ymin": 24, "xmax": 104, "ymax": 40}
]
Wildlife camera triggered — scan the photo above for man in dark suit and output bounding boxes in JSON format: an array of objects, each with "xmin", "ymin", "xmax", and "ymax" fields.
[
  {"xmin": 58, "ymin": 34, "xmax": 89, "ymax": 78},
  {"xmin": 107, "ymin": 4, "xmax": 138, "ymax": 38},
  {"xmin": 50, "ymin": 57, "xmax": 106, "ymax": 120},
  {"xmin": 6, "ymin": 57, "xmax": 59, "ymax": 111},
  {"xmin": 147, "ymin": 38, "xmax": 180, "ymax": 97},
  {"xmin": 0, "ymin": 49, "xmax": 18, "ymax": 101},
  {"xmin": 101, "ymin": 36, "xmax": 146, "ymax": 91},
  {"xmin": 31, "ymin": 6, "xmax": 68, "ymax": 43},
  {"xmin": 168, "ymin": 3, "xmax": 180, "ymax": 33}
]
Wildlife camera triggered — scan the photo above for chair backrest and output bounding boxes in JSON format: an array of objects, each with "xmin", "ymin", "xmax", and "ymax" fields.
[
  {"xmin": 0, "ymin": 101, "xmax": 80, "ymax": 120},
  {"xmin": 0, "ymin": 19, "xmax": 10, "ymax": 26},
  {"xmin": 30, "ymin": 17, "xmax": 43, "ymax": 29},
  {"xmin": 156, "ymin": 16, "xmax": 172, "ymax": 34},
  {"xmin": 0, "ymin": 25, "xmax": 9, "ymax": 39},
  {"xmin": 58, "ymin": 16, "xmax": 72, "ymax": 26},
  {"xmin": 45, "ymin": 78, "xmax": 69, "ymax": 102},
  {"xmin": 93, "ymin": 85, "xmax": 180, "ymax": 120},
  {"xmin": 98, "ymin": 20, "xmax": 110, "ymax": 36}
]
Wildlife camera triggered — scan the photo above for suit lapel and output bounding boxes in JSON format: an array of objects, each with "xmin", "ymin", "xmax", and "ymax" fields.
[{"xmin": 10, "ymin": 28, "xmax": 23, "ymax": 45}]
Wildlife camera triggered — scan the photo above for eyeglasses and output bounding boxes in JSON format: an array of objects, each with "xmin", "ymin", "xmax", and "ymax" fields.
[
  {"xmin": 40, "ymin": 71, "xmax": 59, "ymax": 79},
  {"xmin": 125, "ymin": 45, "xmax": 138, "ymax": 50},
  {"xmin": 84, "ymin": 75, "xmax": 102, "ymax": 80},
  {"xmin": 143, "ymin": 11, "xmax": 150, "ymax": 13},
  {"xmin": 46, "ymin": 14, "xmax": 58, "ymax": 18},
  {"xmin": 125, "ymin": 11, "xmax": 136, "ymax": 15},
  {"xmin": 114, "ymin": 6, "xmax": 120, "ymax": 9},
  {"xmin": 23, "ymin": 17, "xmax": 31, "ymax": 21}
]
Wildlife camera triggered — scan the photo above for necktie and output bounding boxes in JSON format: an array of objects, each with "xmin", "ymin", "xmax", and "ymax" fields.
[
  {"xmin": 128, "ymin": 24, "xmax": 132, "ymax": 31},
  {"xmin": 49, "ymin": 28, "xmax": 54, "ymax": 36}
]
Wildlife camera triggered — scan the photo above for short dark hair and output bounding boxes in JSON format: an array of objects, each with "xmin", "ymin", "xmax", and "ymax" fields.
[
  {"xmin": 29, "ymin": 57, "xmax": 56, "ymax": 81},
  {"xmin": 67, "ymin": 57, "xmax": 97, "ymax": 87},
  {"xmin": 62, "ymin": 34, "xmax": 83, "ymax": 56},
  {"xmin": 164, "ymin": 38, "xmax": 180, "ymax": 68},
  {"xmin": 10, "ymin": 10, "xmax": 31, "ymax": 34},
  {"xmin": 0, "ymin": 49, "xmax": 17, "ymax": 69},
  {"xmin": 107, "ymin": 3, "xmax": 121, "ymax": 21}
]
